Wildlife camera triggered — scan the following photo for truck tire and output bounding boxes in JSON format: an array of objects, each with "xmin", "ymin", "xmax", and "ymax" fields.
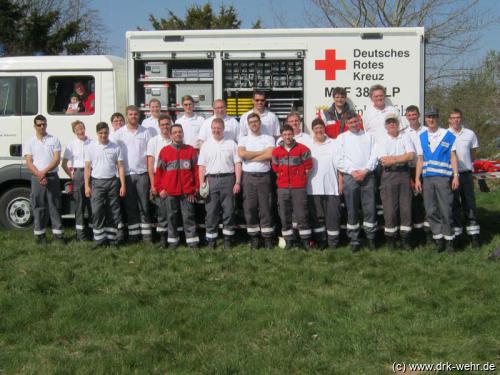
[{"xmin": 0, "ymin": 187, "xmax": 33, "ymax": 230}]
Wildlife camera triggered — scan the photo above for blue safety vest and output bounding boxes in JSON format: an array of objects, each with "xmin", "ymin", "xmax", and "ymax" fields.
[{"xmin": 420, "ymin": 130, "xmax": 456, "ymax": 177}]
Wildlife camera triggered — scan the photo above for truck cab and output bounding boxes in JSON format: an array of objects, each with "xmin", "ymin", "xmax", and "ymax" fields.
[{"xmin": 0, "ymin": 55, "xmax": 126, "ymax": 229}]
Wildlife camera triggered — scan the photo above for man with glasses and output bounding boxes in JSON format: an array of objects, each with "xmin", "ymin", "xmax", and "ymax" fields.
[
  {"xmin": 198, "ymin": 99, "xmax": 239, "ymax": 144},
  {"xmin": 239, "ymin": 90, "xmax": 280, "ymax": 139},
  {"xmin": 24, "ymin": 115, "xmax": 65, "ymax": 245},
  {"xmin": 414, "ymin": 107, "xmax": 460, "ymax": 253},
  {"xmin": 175, "ymin": 95, "xmax": 205, "ymax": 149}
]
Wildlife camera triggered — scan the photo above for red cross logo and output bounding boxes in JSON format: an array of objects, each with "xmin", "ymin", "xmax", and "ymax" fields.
[{"xmin": 315, "ymin": 49, "xmax": 346, "ymax": 80}]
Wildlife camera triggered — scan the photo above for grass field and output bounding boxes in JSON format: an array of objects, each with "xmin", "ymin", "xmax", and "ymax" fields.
[{"xmin": 1, "ymin": 191, "xmax": 499, "ymax": 374}]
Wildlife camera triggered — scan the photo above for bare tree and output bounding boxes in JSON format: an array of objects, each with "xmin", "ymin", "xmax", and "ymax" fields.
[{"xmin": 307, "ymin": 0, "xmax": 499, "ymax": 84}]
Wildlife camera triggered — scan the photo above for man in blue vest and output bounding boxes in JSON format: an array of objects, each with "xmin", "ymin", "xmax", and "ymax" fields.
[{"xmin": 414, "ymin": 107, "xmax": 460, "ymax": 253}]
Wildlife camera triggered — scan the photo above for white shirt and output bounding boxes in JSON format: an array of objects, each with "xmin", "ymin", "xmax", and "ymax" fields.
[
  {"xmin": 336, "ymin": 130, "xmax": 378, "ymax": 174},
  {"xmin": 376, "ymin": 132, "xmax": 415, "ymax": 159},
  {"xmin": 63, "ymin": 137, "xmax": 92, "ymax": 168},
  {"xmin": 141, "ymin": 116, "xmax": 160, "ymax": 136},
  {"xmin": 112, "ymin": 125, "xmax": 153, "ymax": 175},
  {"xmin": 238, "ymin": 133, "xmax": 275, "ymax": 172},
  {"xmin": 147, "ymin": 134, "xmax": 172, "ymax": 169},
  {"xmin": 198, "ymin": 137, "xmax": 241, "ymax": 174},
  {"xmin": 449, "ymin": 127, "xmax": 479, "ymax": 172},
  {"xmin": 175, "ymin": 114, "xmax": 205, "ymax": 148},
  {"xmin": 307, "ymin": 138, "xmax": 339, "ymax": 195},
  {"xmin": 239, "ymin": 109, "xmax": 280, "ymax": 138},
  {"xmin": 85, "ymin": 141, "xmax": 123, "ymax": 179},
  {"xmin": 198, "ymin": 115, "xmax": 240, "ymax": 143},
  {"xmin": 276, "ymin": 132, "xmax": 312, "ymax": 147},
  {"xmin": 363, "ymin": 104, "xmax": 399, "ymax": 145},
  {"xmin": 23, "ymin": 134, "xmax": 61, "ymax": 173},
  {"xmin": 402, "ymin": 124, "xmax": 427, "ymax": 167},
  {"xmin": 416, "ymin": 127, "xmax": 457, "ymax": 155}
]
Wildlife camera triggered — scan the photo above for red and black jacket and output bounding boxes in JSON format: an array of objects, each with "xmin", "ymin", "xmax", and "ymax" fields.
[
  {"xmin": 272, "ymin": 141, "xmax": 312, "ymax": 189},
  {"xmin": 155, "ymin": 143, "xmax": 198, "ymax": 196},
  {"xmin": 317, "ymin": 104, "xmax": 364, "ymax": 139}
]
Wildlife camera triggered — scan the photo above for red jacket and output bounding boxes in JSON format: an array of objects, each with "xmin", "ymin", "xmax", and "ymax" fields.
[
  {"xmin": 155, "ymin": 143, "xmax": 198, "ymax": 196},
  {"xmin": 272, "ymin": 141, "xmax": 312, "ymax": 189}
]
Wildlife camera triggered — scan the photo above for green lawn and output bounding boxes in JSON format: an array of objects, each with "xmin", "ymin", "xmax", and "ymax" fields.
[{"xmin": 1, "ymin": 191, "xmax": 499, "ymax": 374}]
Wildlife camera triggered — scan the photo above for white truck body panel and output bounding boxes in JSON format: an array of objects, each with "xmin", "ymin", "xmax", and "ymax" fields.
[{"xmin": 126, "ymin": 28, "xmax": 425, "ymax": 129}]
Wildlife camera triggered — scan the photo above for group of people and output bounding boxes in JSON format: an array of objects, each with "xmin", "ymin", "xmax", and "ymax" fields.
[{"xmin": 24, "ymin": 85, "xmax": 481, "ymax": 253}]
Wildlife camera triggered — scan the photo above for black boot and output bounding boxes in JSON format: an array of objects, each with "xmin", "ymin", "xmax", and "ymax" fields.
[
  {"xmin": 224, "ymin": 237, "xmax": 233, "ymax": 250},
  {"xmin": 434, "ymin": 238, "xmax": 445, "ymax": 253},
  {"xmin": 264, "ymin": 238, "xmax": 274, "ymax": 249},
  {"xmin": 401, "ymin": 235, "xmax": 412, "ymax": 251},
  {"xmin": 301, "ymin": 239, "xmax": 313, "ymax": 251},
  {"xmin": 367, "ymin": 239, "xmax": 376, "ymax": 251},
  {"xmin": 250, "ymin": 236, "xmax": 260, "ymax": 250},
  {"xmin": 351, "ymin": 243, "xmax": 361, "ymax": 253},
  {"xmin": 471, "ymin": 235, "xmax": 480, "ymax": 249},
  {"xmin": 386, "ymin": 237, "xmax": 396, "ymax": 250},
  {"xmin": 446, "ymin": 239, "xmax": 455, "ymax": 254},
  {"xmin": 36, "ymin": 234, "xmax": 47, "ymax": 245},
  {"xmin": 207, "ymin": 239, "xmax": 217, "ymax": 249},
  {"xmin": 160, "ymin": 234, "xmax": 168, "ymax": 249},
  {"xmin": 425, "ymin": 231, "xmax": 434, "ymax": 246},
  {"xmin": 284, "ymin": 240, "xmax": 295, "ymax": 250}
]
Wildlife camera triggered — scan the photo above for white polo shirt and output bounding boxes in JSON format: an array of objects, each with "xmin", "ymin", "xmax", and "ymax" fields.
[
  {"xmin": 85, "ymin": 141, "xmax": 123, "ymax": 179},
  {"xmin": 239, "ymin": 109, "xmax": 280, "ymax": 138},
  {"xmin": 23, "ymin": 134, "xmax": 61, "ymax": 173},
  {"xmin": 112, "ymin": 125, "xmax": 153, "ymax": 175},
  {"xmin": 198, "ymin": 137, "xmax": 241, "ymax": 175},
  {"xmin": 63, "ymin": 137, "xmax": 92, "ymax": 168},
  {"xmin": 147, "ymin": 134, "xmax": 172, "ymax": 169},
  {"xmin": 307, "ymin": 138, "xmax": 339, "ymax": 195},
  {"xmin": 336, "ymin": 130, "xmax": 378, "ymax": 174},
  {"xmin": 402, "ymin": 124, "xmax": 427, "ymax": 167},
  {"xmin": 449, "ymin": 126, "xmax": 479, "ymax": 172},
  {"xmin": 276, "ymin": 132, "xmax": 312, "ymax": 148},
  {"xmin": 376, "ymin": 132, "xmax": 415, "ymax": 159},
  {"xmin": 363, "ymin": 104, "xmax": 400, "ymax": 145},
  {"xmin": 175, "ymin": 114, "xmax": 205, "ymax": 148},
  {"xmin": 198, "ymin": 115, "xmax": 240, "ymax": 143},
  {"xmin": 416, "ymin": 127, "xmax": 457, "ymax": 155},
  {"xmin": 238, "ymin": 133, "xmax": 275, "ymax": 173},
  {"xmin": 141, "ymin": 116, "xmax": 160, "ymax": 136}
]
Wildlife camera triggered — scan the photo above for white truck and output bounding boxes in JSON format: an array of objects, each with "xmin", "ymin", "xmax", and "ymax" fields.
[{"xmin": 0, "ymin": 27, "xmax": 424, "ymax": 229}]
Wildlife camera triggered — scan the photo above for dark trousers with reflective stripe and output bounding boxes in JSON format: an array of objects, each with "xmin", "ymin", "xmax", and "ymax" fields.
[
  {"xmin": 242, "ymin": 172, "xmax": 274, "ymax": 238},
  {"xmin": 423, "ymin": 176, "xmax": 454, "ymax": 240},
  {"xmin": 343, "ymin": 173, "xmax": 377, "ymax": 245},
  {"xmin": 452, "ymin": 171, "xmax": 479, "ymax": 236},
  {"xmin": 277, "ymin": 187, "xmax": 310, "ymax": 240},
  {"xmin": 380, "ymin": 170, "xmax": 412, "ymax": 238},
  {"xmin": 153, "ymin": 196, "xmax": 168, "ymax": 235},
  {"xmin": 308, "ymin": 195, "xmax": 341, "ymax": 246},
  {"xmin": 73, "ymin": 169, "xmax": 92, "ymax": 239},
  {"xmin": 167, "ymin": 195, "xmax": 199, "ymax": 245},
  {"xmin": 205, "ymin": 174, "xmax": 236, "ymax": 240},
  {"xmin": 30, "ymin": 174, "xmax": 63, "ymax": 237},
  {"xmin": 124, "ymin": 173, "xmax": 151, "ymax": 241},
  {"xmin": 410, "ymin": 167, "xmax": 427, "ymax": 230},
  {"xmin": 91, "ymin": 177, "xmax": 121, "ymax": 244}
]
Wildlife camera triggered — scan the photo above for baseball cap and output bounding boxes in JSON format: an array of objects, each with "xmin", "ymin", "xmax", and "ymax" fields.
[{"xmin": 425, "ymin": 107, "xmax": 439, "ymax": 117}]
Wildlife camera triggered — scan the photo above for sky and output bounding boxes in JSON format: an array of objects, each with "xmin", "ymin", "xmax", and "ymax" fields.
[{"xmin": 96, "ymin": 0, "xmax": 499, "ymax": 62}]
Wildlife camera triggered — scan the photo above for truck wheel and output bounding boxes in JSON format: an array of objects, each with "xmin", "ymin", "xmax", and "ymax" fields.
[{"xmin": 0, "ymin": 187, "xmax": 33, "ymax": 230}]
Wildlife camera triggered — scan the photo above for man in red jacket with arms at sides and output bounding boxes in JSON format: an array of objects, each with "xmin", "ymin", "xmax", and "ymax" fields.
[
  {"xmin": 272, "ymin": 124, "xmax": 313, "ymax": 249},
  {"xmin": 155, "ymin": 124, "xmax": 199, "ymax": 249}
]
